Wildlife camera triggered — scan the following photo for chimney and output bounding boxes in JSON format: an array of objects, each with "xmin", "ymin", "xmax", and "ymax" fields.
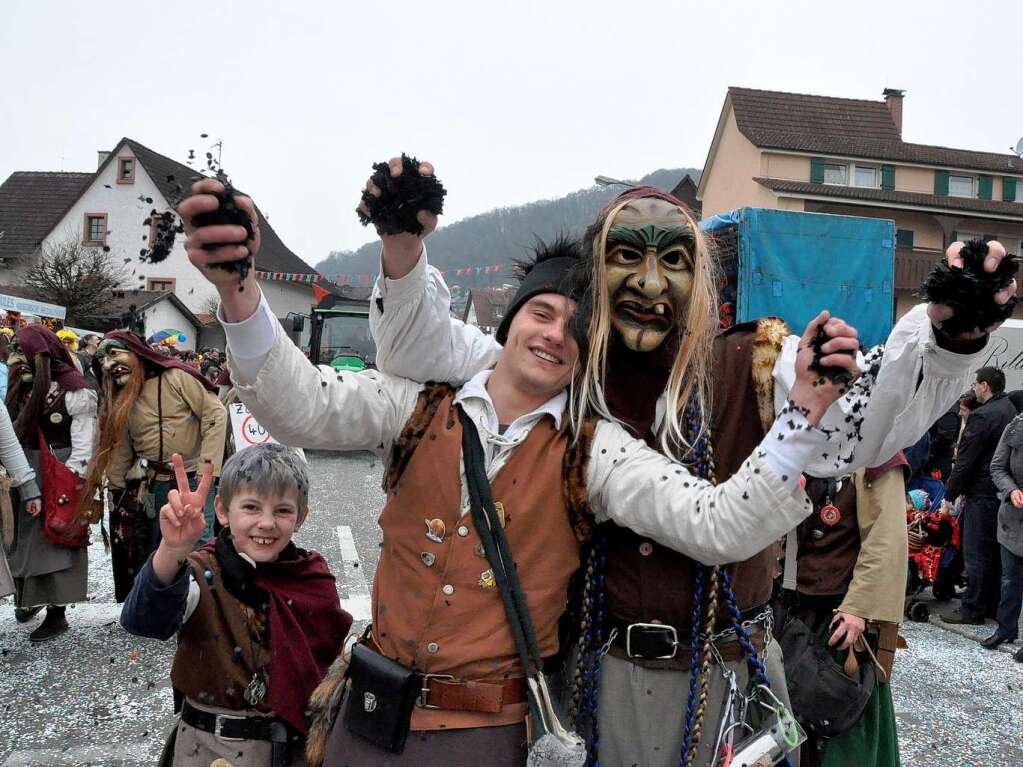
[
  {"xmin": 97, "ymin": 150, "xmax": 111, "ymax": 169},
  {"xmin": 883, "ymin": 88, "xmax": 905, "ymax": 136}
]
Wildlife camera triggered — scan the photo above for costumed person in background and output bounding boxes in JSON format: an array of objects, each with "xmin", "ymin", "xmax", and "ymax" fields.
[
  {"xmin": 78, "ymin": 330, "xmax": 228, "ymax": 602},
  {"xmin": 121, "ymin": 445, "xmax": 351, "ymax": 767},
  {"xmin": 775, "ymin": 456, "xmax": 909, "ymax": 767},
  {"xmin": 362, "ymin": 158, "xmax": 1008, "ymax": 766},
  {"xmin": 4, "ymin": 325, "xmax": 97, "ymax": 641},
  {"xmin": 1, "ymin": 399, "xmax": 42, "ymax": 599},
  {"xmin": 179, "ymin": 173, "xmax": 871, "ymax": 767},
  {"xmin": 0, "ymin": 330, "xmax": 12, "ymax": 400}
]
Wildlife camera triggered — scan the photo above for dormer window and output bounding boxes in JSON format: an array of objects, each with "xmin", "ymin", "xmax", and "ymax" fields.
[
  {"xmin": 948, "ymin": 175, "xmax": 975, "ymax": 198},
  {"xmin": 823, "ymin": 164, "xmax": 847, "ymax": 185},
  {"xmin": 853, "ymin": 165, "xmax": 879, "ymax": 188},
  {"xmin": 117, "ymin": 157, "xmax": 135, "ymax": 184}
]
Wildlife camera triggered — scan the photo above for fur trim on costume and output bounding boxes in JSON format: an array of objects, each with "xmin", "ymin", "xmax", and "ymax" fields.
[
  {"xmin": 752, "ymin": 318, "xmax": 789, "ymax": 434},
  {"xmin": 305, "ymin": 651, "xmax": 350, "ymax": 767},
  {"xmin": 562, "ymin": 416, "xmax": 598, "ymax": 544},
  {"xmin": 383, "ymin": 383, "xmax": 454, "ymax": 493}
]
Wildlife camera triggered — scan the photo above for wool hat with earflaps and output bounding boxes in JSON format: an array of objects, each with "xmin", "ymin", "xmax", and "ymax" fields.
[{"xmin": 495, "ymin": 236, "xmax": 588, "ymax": 346}]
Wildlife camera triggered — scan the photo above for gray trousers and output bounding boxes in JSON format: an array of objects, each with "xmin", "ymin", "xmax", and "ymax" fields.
[{"xmin": 596, "ymin": 637, "xmax": 798, "ymax": 767}]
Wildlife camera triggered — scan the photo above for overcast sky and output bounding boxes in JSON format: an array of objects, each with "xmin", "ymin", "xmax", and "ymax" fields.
[{"xmin": 2, "ymin": 0, "xmax": 1020, "ymax": 266}]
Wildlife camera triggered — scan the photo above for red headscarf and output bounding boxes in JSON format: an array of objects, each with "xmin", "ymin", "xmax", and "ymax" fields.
[
  {"xmin": 97, "ymin": 330, "xmax": 217, "ymax": 393},
  {"xmin": 14, "ymin": 325, "xmax": 90, "ymax": 391}
]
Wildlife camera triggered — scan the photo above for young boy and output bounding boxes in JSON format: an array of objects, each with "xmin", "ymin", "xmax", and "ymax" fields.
[{"xmin": 121, "ymin": 444, "xmax": 352, "ymax": 767}]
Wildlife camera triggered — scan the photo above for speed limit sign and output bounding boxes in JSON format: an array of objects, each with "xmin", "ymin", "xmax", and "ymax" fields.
[{"xmin": 229, "ymin": 402, "xmax": 279, "ymax": 451}]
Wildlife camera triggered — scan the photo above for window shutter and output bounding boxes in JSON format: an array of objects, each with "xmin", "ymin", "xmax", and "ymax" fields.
[
  {"xmin": 978, "ymin": 175, "xmax": 993, "ymax": 200},
  {"xmin": 934, "ymin": 170, "xmax": 949, "ymax": 196},
  {"xmin": 810, "ymin": 158, "xmax": 825, "ymax": 185},
  {"xmin": 1004, "ymin": 177, "xmax": 1017, "ymax": 202},
  {"xmin": 896, "ymin": 229, "xmax": 914, "ymax": 248},
  {"xmin": 881, "ymin": 164, "xmax": 896, "ymax": 191}
]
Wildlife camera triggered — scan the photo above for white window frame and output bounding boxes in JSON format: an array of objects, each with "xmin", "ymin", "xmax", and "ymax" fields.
[
  {"xmin": 957, "ymin": 231, "xmax": 983, "ymax": 244},
  {"xmin": 822, "ymin": 163, "xmax": 848, "ymax": 186},
  {"xmin": 852, "ymin": 164, "xmax": 880, "ymax": 189},
  {"xmin": 1014, "ymin": 179, "xmax": 1023, "ymax": 203},
  {"xmin": 948, "ymin": 175, "xmax": 976, "ymax": 198}
]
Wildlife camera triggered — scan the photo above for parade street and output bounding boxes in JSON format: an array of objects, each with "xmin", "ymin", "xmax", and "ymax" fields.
[{"xmin": 2, "ymin": 450, "xmax": 1021, "ymax": 767}]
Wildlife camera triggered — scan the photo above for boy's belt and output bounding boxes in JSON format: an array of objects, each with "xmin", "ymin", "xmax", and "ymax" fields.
[{"xmin": 181, "ymin": 699, "xmax": 286, "ymax": 742}]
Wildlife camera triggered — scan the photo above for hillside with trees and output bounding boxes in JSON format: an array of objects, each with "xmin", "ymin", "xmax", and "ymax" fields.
[{"xmin": 315, "ymin": 168, "xmax": 700, "ymax": 288}]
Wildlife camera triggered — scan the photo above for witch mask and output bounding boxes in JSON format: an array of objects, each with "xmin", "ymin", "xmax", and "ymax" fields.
[
  {"xmin": 603, "ymin": 197, "xmax": 695, "ymax": 353},
  {"xmin": 5, "ymin": 342, "xmax": 33, "ymax": 384},
  {"xmin": 95, "ymin": 339, "xmax": 140, "ymax": 388}
]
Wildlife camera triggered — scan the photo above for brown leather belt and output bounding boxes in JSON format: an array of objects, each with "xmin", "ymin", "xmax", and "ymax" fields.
[
  {"xmin": 419, "ymin": 676, "xmax": 527, "ymax": 714},
  {"xmin": 364, "ymin": 635, "xmax": 527, "ymax": 714}
]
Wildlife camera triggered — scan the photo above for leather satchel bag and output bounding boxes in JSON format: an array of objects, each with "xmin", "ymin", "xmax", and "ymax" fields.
[
  {"xmin": 778, "ymin": 613, "xmax": 875, "ymax": 738},
  {"xmin": 37, "ymin": 429, "xmax": 89, "ymax": 548},
  {"xmin": 342, "ymin": 642, "xmax": 421, "ymax": 753}
]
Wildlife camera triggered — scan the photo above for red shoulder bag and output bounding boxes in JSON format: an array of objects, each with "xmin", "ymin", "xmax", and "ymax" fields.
[{"xmin": 37, "ymin": 429, "xmax": 89, "ymax": 548}]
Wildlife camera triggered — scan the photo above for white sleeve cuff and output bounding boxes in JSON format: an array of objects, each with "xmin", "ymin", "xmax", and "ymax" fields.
[
  {"xmin": 760, "ymin": 403, "xmax": 831, "ymax": 490},
  {"xmin": 219, "ymin": 289, "xmax": 279, "ymax": 360},
  {"xmin": 374, "ymin": 245, "xmax": 429, "ymax": 301}
]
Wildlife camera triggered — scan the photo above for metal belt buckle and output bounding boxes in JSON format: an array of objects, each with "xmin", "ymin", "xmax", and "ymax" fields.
[
  {"xmin": 213, "ymin": 713, "xmax": 247, "ymax": 741},
  {"xmin": 417, "ymin": 673, "xmax": 455, "ymax": 708},
  {"xmin": 626, "ymin": 622, "xmax": 679, "ymax": 659}
]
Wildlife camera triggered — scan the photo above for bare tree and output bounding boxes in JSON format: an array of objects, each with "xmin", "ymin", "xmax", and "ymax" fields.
[
  {"xmin": 199, "ymin": 293, "xmax": 221, "ymax": 318},
  {"xmin": 24, "ymin": 238, "xmax": 129, "ymax": 326}
]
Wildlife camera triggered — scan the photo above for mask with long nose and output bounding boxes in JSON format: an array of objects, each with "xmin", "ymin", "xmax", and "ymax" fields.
[
  {"xmin": 6, "ymin": 343, "xmax": 33, "ymax": 384},
  {"xmin": 94, "ymin": 339, "xmax": 139, "ymax": 388},
  {"xmin": 604, "ymin": 197, "xmax": 695, "ymax": 353}
]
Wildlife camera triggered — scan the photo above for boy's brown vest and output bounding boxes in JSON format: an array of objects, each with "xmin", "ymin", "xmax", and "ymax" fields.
[
  {"xmin": 375, "ymin": 386, "xmax": 590, "ymax": 729},
  {"xmin": 171, "ymin": 550, "xmax": 273, "ymax": 713},
  {"xmin": 603, "ymin": 319, "xmax": 788, "ymax": 669}
]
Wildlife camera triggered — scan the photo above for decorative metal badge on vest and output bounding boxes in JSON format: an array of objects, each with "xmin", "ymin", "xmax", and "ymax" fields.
[
  {"xmin": 477, "ymin": 568, "xmax": 496, "ymax": 590},
  {"xmin": 420, "ymin": 551, "xmax": 436, "ymax": 567},
  {"xmin": 424, "ymin": 518, "xmax": 446, "ymax": 543},
  {"xmin": 819, "ymin": 504, "xmax": 842, "ymax": 526},
  {"xmin": 363, "ymin": 691, "xmax": 378, "ymax": 712},
  {"xmin": 243, "ymin": 671, "xmax": 267, "ymax": 706},
  {"xmin": 49, "ymin": 412, "xmax": 64, "ymax": 424}
]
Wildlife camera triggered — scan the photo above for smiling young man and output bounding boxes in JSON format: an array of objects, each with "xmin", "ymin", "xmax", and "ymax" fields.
[{"xmin": 176, "ymin": 173, "xmax": 869, "ymax": 766}]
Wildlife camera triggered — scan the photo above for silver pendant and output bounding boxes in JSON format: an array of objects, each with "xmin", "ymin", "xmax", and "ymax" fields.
[{"xmin": 243, "ymin": 672, "xmax": 267, "ymax": 706}]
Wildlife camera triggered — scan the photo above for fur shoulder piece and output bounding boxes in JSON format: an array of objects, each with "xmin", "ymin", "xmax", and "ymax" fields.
[
  {"xmin": 383, "ymin": 382, "xmax": 455, "ymax": 493},
  {"xmin": 563, "ymin": 415, "xmax": 599, "ymax": 544},
  {"xmin": 752, "ymin": 317, "xmax": 790, "ymax": 434},
  {"xmin": 305, "ymin": 651, "xmax": 349, "ymax": 767}
]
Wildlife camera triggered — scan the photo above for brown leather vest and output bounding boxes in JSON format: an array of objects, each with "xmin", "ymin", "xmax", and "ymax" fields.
[
  {"xmin": 374, "ymin": 390, "xmax": 581, "ymax": 683},
  {"xmin": 603, "ymin": 322, "xmax": 782, "ymax": 661},
  {"xmin": 171, "ymin": 550, "xmax": 273, "ymax": 713},
  {"xmin": 796, "ymin": 477, "xmax": 861, "ymax": 597}
]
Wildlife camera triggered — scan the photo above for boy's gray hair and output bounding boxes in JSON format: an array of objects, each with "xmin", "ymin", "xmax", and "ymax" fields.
[{"xmin": 219, "ymin": 444, "xmax": 310, "ymax": 517}]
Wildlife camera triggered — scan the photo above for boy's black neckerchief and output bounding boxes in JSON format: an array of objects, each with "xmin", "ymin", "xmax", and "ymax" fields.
[{"xmin": 213, "ymin": 528, "xmax": 298, "ymax": 610}]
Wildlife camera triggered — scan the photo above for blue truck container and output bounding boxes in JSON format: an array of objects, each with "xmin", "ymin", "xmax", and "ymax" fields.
[{"xmin": 700, "ymin": 208, "xmax": 895, "ymax": 347}]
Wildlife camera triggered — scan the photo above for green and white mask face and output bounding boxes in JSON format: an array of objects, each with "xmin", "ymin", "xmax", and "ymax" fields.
[
  {"xmin": 603, "ymin": 197, "xmax": 695, "ymax": 352},
  {"xmin": 95, "ymin": 339, "xmax": 138, "ymax": 388},
  {"xmin": 6, "ymin": 341, "xmax": 32, "ymax": 383}
]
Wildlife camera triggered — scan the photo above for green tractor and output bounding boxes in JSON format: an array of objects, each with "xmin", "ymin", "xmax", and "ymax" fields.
[{"xmin": 290, "ymin": 286, "xmax": 376, "ymax": 373}]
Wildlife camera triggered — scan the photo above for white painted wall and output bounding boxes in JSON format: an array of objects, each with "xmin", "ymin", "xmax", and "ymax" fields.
[
  {"xmin": 258, "ymin": 279, "xmax": 318, "ymax": 319},
  {"xmin": 40, "ymin": 143, "xmax": 221, "ymax": 316},
  {"xmin": 137, "ymin": 298, "xmax": 197, "ymax": 351}
]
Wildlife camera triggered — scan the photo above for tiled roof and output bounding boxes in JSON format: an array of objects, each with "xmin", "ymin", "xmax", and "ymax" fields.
[
  {"xmin": 730, "ymin": 87, "xmax": 1023, "ymax": 174},
  {"xmin": 120, "ymin": 138, "xmax": 319, "ymax": 275},
  {"xmin": 85, "ymin": 288, "xmax": 201, "ymax": 328},
  {"xmin": 0, "ymin": 172, "xmax": 93, "ymax": 262},
  {"xmin": 753, "ymin": 177, "xmax": 1023, "ymax": 220},
  {"xmin": 464, "ymin": 288, "xmax": 512, "ymax": 328}
]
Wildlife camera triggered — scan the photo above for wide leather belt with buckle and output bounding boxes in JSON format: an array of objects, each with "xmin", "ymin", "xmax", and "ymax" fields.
[
  {"xmin": 181, "ymin": 699, "xmax": 283, "ymax": 741},
  {"xmin": 416, "ymin": 674, "xmax": 527, "ymax": 713},
  {"xmin": 613, "ymin": 622, "xmax": 681, "ymax": 660}
]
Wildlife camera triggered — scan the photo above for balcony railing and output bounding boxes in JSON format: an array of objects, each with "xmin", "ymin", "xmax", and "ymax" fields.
[{"xmin": 895, "ymin": 247, "xmax": 944, "ymax": 291}]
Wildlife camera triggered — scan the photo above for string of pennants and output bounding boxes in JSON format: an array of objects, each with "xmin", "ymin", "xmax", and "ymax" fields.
[{"xmin": 256, "ymin": 263, "xmax": 506, "ymax": 286}]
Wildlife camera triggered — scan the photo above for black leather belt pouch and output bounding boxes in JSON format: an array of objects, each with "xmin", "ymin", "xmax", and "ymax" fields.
[{"xmin": 343, "ymin": 643, "xmax": 420, "ymax": 753}]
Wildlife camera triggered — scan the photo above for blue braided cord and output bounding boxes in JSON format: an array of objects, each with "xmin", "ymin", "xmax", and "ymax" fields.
[
  {"xmin": 587, "ymin": 537, "xmax": 607, "ymax": 767},
  {"xmin": 718, "ymin": 570, "xmax": 770, "ymax": 687},
  {"xmin": 678, "ymin": 562, "xmax": 705, "ymax": 764}
]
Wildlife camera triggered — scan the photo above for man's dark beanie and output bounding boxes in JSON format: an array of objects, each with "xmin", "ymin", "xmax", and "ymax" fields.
[{"xmin": 496, "ymin": 236, "xmax": 584, "ymax": 345}]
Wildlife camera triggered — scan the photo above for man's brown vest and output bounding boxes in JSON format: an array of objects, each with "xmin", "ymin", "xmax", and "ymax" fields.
[
  {"xmin": 604, "ymin": 319, "xmax": 787, "ymax": 669},
  {"xmin": 796, "ymin": 478, "xmax": 861, "ymax": 597},
  {"xmin": 171, "ymin": 550, "xmax": 273, "ymax": 713},
  {"xmin": 376, "ymin": 387, "xmax": 589, "ymax": 727}
]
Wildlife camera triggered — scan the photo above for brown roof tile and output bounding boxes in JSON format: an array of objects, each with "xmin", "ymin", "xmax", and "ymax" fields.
[
  {"xmin": 730, "ymin": 87, "xmax": 1023, "ymax": 174},
  {"xmin": 464, "ymin": 288, "xmax": 512, "ymax": 329},
  {"xmin": 0, "ymin": 172, "xmax": 93, "ymax": 262},
  {"xmin": 753, "ymin": 177, "xmax": 1023, "ymax": 220}
]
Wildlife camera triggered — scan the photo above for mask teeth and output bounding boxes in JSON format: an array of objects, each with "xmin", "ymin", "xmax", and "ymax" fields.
[{"xmin": 654, "ymin": 304, "xmax": 666, "ymax": 316}]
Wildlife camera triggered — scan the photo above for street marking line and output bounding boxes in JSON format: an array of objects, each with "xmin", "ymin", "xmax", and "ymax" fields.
[{"xmin": 337, "ymin": 525, "xmax": 371, "ymax": 620}]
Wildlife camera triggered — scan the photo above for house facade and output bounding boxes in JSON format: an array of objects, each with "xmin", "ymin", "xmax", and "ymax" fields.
[
  {"xmin": 0, "ymin": 138, "xmax": 322, "ymax": 322},
  {"xmin": 698, "ymin": 87, "xmax": 1023, "ymax": 317}
]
